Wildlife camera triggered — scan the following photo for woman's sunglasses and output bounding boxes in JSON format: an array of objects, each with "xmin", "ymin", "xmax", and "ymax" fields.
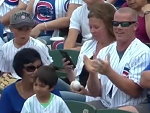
[
  {"xmin": 112, "ymin": 21, "xmax": 136, "ymax": 27},
  {"xmin": 24, "ymin": 65, "xmax": 42, "ymax": 72}
]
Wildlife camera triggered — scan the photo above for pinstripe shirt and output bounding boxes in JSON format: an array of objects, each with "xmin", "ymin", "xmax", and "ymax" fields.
[
  {"xmin": 0, "ymin": 0, "xmax": 29, "ymax": 17},
  {"xmin": 21, "ymin": 94, "xmax": 71, "ymax": 113},
  {"xmin": 97, "ymin": 38, "xmax": 150, "ymax": 108},
  {"xmin": 0, "ymin": 0, "xmax": 29, "ymax": 34},
  {"xmin": 0, "ymin": 37, "xmax": 53, "ymax": 79}
]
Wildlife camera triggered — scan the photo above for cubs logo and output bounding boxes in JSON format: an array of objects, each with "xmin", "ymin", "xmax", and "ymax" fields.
[
  {"xmin": 52, "ymin": 40, "xmax": 64, "ymax": 50},
  {"xmin": 122, "ymin": 67, "xmax": 130, "ymax": 78},
  {"xmin": 64, "ymin": 0, "xmax": 69, "ymax": 12},
  {"xmin": 4, "ymin": 0, "xmax": 19, "ymax": 6},
  {"xmin": 35, "ymin": 1, "xmax": 55, "ymax": 22},
  {"xmin": 7, "ymin": 0, "xmax": 18, "ymax": 2}
]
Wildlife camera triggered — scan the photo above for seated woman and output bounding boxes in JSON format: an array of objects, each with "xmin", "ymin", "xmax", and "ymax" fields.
[
  {"xmin": 61, "ymin": 2, "xmax": 116, "ymax": 101},
  {"xmin": 0, "ymin": 48, "xmax": 61, "ymax": 113},
  {"xmin": 27, "ymin": 0, "xmax": 83, "ymax": 44}
]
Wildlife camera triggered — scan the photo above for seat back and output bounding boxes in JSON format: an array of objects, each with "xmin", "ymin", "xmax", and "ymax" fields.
[
  {"xmin": 96, "ymin": 109, "xmax": 132, "ymax": 113},
  {"xmin": 145, "ymin": 43, "xmax": 150, "ymax": 48},
  {"xmin": 65, "ymin": 100, "xmax": 96, "ymax": 113},
  {"xmin": 49, "ymin": 49, "xmax": 79, "ymax": 80},
  {"xmin": 49, "ymin": 49, "xmax": 80, "ymax": 69}
]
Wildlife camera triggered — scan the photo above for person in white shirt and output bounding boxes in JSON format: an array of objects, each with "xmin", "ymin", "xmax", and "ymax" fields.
[
  {"xmin": 0, "ymin": 0, "xmax": 29, "ymax": 44},
  {"xmin": 0, "ymin": 10, "xmax": 53, "ymax": 79},
  {"xmin": 61, "ymin": 3, "xmax": 116, "ymax": 103},
  {"xmin": 83, "ymin": 7, "xmax": 150, "ymax": 109},
  {"xmin": 64, "ymin": 0, "xmax": 105, "ymax": 50},
  {"xmin": 27, "ymin": 0, "xmax": 83, "ymax": 44}
]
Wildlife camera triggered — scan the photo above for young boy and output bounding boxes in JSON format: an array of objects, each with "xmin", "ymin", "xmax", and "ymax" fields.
[
  {"xmin": 21, "ymin": 66, "xmax": 71, "ymax": 113},
  {"xmin": 0, "ymin": 10, "xmax": 53, "ymax": 79}
]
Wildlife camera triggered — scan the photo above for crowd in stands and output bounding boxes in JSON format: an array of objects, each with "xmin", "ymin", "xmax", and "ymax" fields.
[{"xmin": 0, "ymin": 0, "xmax": 150, "ymax": 113}]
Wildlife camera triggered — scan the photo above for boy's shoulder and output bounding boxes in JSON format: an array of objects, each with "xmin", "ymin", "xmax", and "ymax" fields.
[
  {"xmin": 29, "ymin": 37, "xmax": 48, "ymax": 48},
  {"xmin": 2, "ymin": 40, "xmax": 13, "ymax": 49}
]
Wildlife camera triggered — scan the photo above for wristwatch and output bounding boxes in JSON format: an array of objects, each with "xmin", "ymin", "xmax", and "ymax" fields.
[{"xmin": 144, "ymin": 11, "xmax": 150, "ymax": 16}]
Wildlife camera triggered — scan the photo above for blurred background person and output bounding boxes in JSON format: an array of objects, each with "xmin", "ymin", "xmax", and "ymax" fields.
[
  {"xmin": 27, "ymin": 0, "xmax": 83, "ymax": 44},
  {"xmin": 106, "ymin": 0, "xmax": 125, "ymax": 8},
  {"xmin": 64, "ymin": 0, "xmax": 107, "ymax": 50},
  {"xmin": 122, "ymin": 0, "xmax": 150, "ymax": 43},
  {"xmin": 0, "ymin": 0, "xmax": 29, "ymax": 44}
]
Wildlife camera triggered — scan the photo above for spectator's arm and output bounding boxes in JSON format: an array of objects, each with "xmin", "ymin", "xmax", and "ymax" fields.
[
  {"xmin": 84, "ymin": 52, "xmax": 147, "ymax": 98},
  {"xmin": 64, "ymin": 29, "xmax": 80, "ymax": 49},
  {"xmin": 95, "ymin": 53, "xmax": 149, "ymax": 98},
  {"xmin": 83, "ymin": 56, "xmax": 102, "ymax": 97},
  {"xmin": 1, "ymin": 0, "xmax": 27, "ymax": 26},
  {"xmin": 64, "ymin": 6, "xmax": 82, "ymax": 49},
  {"xmin": 30, "ymin": 3, "xmax": 81, "ymax": 38},
  {"xmin": 26, "ymin": 0, "xmax": 34, "ymax": 13},
  {"xmin": 87, "ymin": 72, "xmax": 102, "ymax": 97},
  {"xmin": 142, "ymin": 4, "xmax": 150, "ymax": 39},
  {"xmin": 140, "ymin": 71, "xmax": 150, "ymax": 88},
  {"xmin": 104, "ymin": 67, "xmax": 142, "ymax": 98}
]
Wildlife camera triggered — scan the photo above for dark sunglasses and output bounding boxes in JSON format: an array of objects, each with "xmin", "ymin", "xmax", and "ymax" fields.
[
  {"xmin": 112, "ymin": 21, "xmax": 136, "ymax": 27},
  {"xmin": 24, "ymin": 65, "xmax": 42, "ymax": 72}
]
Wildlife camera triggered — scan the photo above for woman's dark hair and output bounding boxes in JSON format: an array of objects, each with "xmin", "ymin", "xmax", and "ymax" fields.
[
  {"xmin": 34, "ymin": 65, "xmax": 58, "ymax": 88},
  {"xmin": 88, "ymin": 3, "xmax": 116, "ymax": 41},
  {"xmin": 13, "ymin": 48, "xmax": 42, "ymax": 77}
]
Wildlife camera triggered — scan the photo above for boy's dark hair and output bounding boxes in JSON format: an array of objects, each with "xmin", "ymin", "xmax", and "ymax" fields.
[
  {"xmin": 13, "ymin": 48, "xmax": 42, "ymax": 77},
  {"xmin": 35, "ymin": 65, "xmax": 58, "ymax": 88}
]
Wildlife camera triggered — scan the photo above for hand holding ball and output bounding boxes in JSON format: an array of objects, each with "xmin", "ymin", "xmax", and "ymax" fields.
[{"xmin": 70, "ymin": 80, "xmax": 82, "ymax": 91}]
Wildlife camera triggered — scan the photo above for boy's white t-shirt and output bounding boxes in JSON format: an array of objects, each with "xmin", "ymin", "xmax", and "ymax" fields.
[{"xmin": 21, "ymin": 94, "xmax": 71, "ymax": 113}]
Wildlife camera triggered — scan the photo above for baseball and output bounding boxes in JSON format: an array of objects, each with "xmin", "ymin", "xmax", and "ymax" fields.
[{"xmin": 70, "ymin": 80, "xmax": 81, "ymax": 91}]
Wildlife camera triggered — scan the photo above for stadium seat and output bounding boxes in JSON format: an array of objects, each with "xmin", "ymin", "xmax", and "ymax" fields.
[
  {"xmin": 65, "ymin": 100, "xmax": 96, "ymax": 113},
  {"xmin": 49, "ymin": 49, "xmax": 79, "ymax": 70},
  {"xmin": 96, "ymin": 109, "xmax": 133, "ymax": 113},
  {"xmin": 49, "ymin": 49, "xmax": 79, "ymax": 82},
  {"xmin": 145, "ymin": 43, "xmax": 150, "ymax": 48}
]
